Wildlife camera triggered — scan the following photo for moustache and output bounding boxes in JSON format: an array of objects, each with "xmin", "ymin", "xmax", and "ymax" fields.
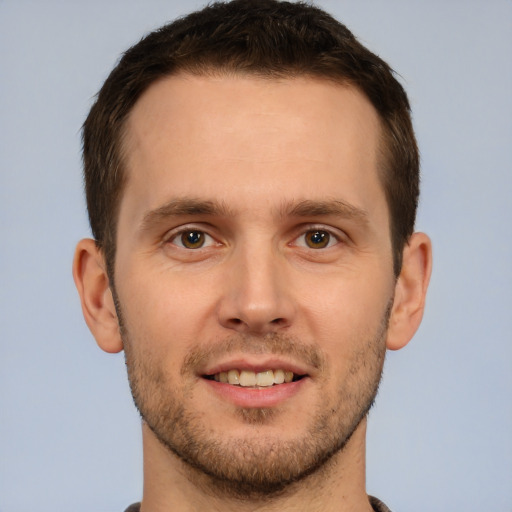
[{"xmin": 181, "ymin": 332, "xmax": 325, "ymax": 376}]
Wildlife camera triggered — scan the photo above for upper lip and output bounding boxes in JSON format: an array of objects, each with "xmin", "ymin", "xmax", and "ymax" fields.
[{"xmin": 200, "ymin": 356, "xmax": 313, "ymax": 377}]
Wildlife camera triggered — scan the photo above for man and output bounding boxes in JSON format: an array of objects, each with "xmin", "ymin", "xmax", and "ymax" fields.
[{"xmin": 73, "ymin": 1, "xmax": 432, "ymax": 510}]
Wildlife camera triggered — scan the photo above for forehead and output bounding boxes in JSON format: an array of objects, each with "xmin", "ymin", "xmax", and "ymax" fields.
[
  {"xmin": 120, "ymin": 73, "xmax": 385, "ymax": 223},
  {"xmin": 125, "ymin": 73, "xmax": 381, "ymax": 157}
]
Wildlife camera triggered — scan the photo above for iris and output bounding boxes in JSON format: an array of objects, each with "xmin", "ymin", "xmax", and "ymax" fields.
[
  {"xmin": 305, "ymin": 230, "xmax": 330, "ymax": 249},
  {"xmin": 181, "ymin": 230, "xmax": 205, "ymax": 249}
]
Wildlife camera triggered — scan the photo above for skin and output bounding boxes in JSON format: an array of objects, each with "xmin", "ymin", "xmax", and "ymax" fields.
[{"xmin": 73, "ymin": 74, "xmax": 432, "ymax": 512}]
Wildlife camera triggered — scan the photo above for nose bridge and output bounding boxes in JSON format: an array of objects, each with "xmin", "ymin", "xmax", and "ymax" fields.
[{"xmin": 218, "ymin": 236, "xmax": 294, "ymax": 333}]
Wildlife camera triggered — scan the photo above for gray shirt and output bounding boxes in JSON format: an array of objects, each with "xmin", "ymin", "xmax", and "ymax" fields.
[{"xmin": 124, "ymin": 496, "xmax": 391, "ymax": 511}]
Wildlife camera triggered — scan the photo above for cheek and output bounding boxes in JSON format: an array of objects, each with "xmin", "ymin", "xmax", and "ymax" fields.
[
  {"xmin": 296, "ymin": 269, "xmax": 392, "ymax": 352},
  {"xmin": 118, "ymin": 270, "xmax": 217, "ymax": 358}
]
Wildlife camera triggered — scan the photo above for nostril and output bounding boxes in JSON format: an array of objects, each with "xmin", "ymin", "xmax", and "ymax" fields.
[{"xmin": 221, "ymin": 315, "xmax": 290, "ymax": 333}]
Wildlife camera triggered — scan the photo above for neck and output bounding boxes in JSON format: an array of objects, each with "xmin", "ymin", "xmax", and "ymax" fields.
[{"xmin": 139, "ymin": 418, "xmax": 373, "ymax": 512}]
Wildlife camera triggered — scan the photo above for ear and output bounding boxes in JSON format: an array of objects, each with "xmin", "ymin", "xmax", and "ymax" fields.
[
  {"xmin": 72, "ymin": 238, "xmax": 123, "ymax": 353},
  {"xmin": 386, "ymin": 232, "xmax": 432, "ymax": 351}
]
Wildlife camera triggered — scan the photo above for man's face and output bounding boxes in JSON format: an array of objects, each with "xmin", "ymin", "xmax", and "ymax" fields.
[{"xmin": 114, "ymin": 74, "xmax": 396, "ymax": 494}]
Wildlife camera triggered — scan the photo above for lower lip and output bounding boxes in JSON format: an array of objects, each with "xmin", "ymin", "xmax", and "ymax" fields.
[{"xmin": 202, "ymin": 378, "xmax": 308, "ymax": 408}]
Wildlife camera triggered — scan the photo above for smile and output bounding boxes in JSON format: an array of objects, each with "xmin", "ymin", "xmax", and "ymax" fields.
[{"xmin": 205, "ymin": 369, "xmax": 304, "ymax": 387}]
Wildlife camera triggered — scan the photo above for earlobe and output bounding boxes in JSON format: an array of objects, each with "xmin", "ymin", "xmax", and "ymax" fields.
[
  {"xmin": 386, "ymin": 232, "xmax": 432, "ymax": 351},
  {"xmin": 72, "ymin": 238, "xmax": 124, "ymax": 354}
]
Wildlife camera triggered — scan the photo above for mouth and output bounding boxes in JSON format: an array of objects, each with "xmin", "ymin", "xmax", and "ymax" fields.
[
  {"xmin": 203, "ymin": 369, "xmax": 307, "ymax": 388},
  {"xmin": 200, "ymin": 360, "xmax": 311, "ymax": 408}
]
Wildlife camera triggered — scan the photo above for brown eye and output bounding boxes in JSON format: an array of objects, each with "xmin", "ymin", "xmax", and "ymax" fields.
[
  {"xmin": 304, "ymin": 230, "xmax": 330, "ymax": 249},
  {"xmin": 180, "ymin": 230, "xmax": 206, "ymax": 249}
]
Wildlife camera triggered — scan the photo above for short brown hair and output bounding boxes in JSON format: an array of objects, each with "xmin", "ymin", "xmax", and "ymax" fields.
[{"xmin": 83, "ymin": 0, "xmax": 419, "ymax": 278}]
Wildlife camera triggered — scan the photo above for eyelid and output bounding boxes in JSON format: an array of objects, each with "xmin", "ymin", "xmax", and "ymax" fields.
[
  {"xmin": 161, "ymin": 222, "xmax": 346, "ymax": 249},
  {"xmin": 290, "ymin": 224, "xmax": 347, "ymax": 248},
  {"xmin": 163, "ymin": 224, "xmax": 219, "ymax": 249}
]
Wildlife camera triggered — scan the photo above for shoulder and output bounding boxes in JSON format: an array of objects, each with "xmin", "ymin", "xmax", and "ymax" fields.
[
  {"xmin": 124, "ymin": 504, "xmax": 141, "ymax": 512},
  {"xmin": 369, "ymin": 495, "xmax": 392, "ymax": 512}
]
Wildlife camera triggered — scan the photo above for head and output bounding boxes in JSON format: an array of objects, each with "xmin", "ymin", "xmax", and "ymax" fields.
[
  {"xmin": 75, "ymin": 0, "xmax": 431, "ymax": 500},
  {"xmin": 83, "ymin": 0, "xmax": 419, "ymax": 282}
]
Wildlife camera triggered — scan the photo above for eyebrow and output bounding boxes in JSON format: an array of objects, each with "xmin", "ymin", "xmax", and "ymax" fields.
[
  {"xmin": 140, "ymin": 196, "xmax": 369, "ymax": 232},
  {"xmin": 140, "ymin": 198, "xmax": 234, "ymax": 231},
  {"xmin": 284, "ymin": 199, "xmax": 369, "ymax": 224}
]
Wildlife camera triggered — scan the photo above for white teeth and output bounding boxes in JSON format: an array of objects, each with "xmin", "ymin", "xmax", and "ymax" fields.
[
  {"xmin": 239, "ymin": 370, "xmax": 257, "ymax": 387},
  {"xmin": 256, "ymin": 370, "xmax": 274, "ymax": 387},
  {"xmin": 227, "ymin": 369, "xmax": 240, "ymax": 385},
  {"xmin": 211, "ymin": 369, "xmax": 298, "ymax": 387},
  {"xmin": 274, "ymin": 369, "xmax": 285, "ymax": 384}
]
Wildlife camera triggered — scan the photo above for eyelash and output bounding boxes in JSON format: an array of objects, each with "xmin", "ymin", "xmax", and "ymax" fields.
[
  {"xmin": 165, "ymin": 227, "xmax": 218, "ymax": 250},
  {"xmin": 163, "ymin": 225, "xmax": 344, "ymax": 251},
  {"xmin": 290, "ymin": 225, "xmax": 344, "ymax": 250}
]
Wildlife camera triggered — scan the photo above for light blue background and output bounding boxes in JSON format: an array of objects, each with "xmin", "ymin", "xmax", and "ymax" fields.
[{"xmin": 1, "ymin": 1, "xmax": 511, "ymax": 511}]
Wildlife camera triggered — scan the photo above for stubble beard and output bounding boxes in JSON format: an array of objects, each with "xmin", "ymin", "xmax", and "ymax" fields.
[{"xmin": 119, "ymin": 302, "xmax": 390, "ymax": 499}]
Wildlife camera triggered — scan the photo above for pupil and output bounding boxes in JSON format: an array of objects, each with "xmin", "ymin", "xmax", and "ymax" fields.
[
  {"xmin": 187, "ymin": 231, "xmax": 201, "ymax": 243},
  {"xmin": 311, "ymin": 232, "xmax": 325, "ymax": 244}
]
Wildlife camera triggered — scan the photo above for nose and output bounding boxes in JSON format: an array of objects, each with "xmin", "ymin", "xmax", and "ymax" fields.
[{"xmin": 217, "ymin": 244, "xmax": 296, "ymax": 335}]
